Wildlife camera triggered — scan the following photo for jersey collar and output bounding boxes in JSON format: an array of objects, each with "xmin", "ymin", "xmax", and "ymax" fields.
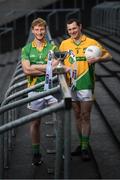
[
  {"xmin": 71, "ymin": 34, "xmax": 86, "ymax": 45},
  {"xmin": 32, "ymin": 39, "xmax": 47, "ymax": 51}
]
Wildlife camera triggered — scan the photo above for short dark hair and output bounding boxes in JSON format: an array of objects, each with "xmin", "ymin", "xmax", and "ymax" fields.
[{"xmin": 66, "ymin": 18, "xmax": 81, "ymax": 26}]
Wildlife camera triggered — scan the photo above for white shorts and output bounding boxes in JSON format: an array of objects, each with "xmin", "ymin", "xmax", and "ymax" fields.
[
  {"xmin": 27, "ymin": 91, "xmax": 58, "ymax": 111},
  {"xmin": 71, "ymin": 89, "xmax": 93, "ymax": 102}
]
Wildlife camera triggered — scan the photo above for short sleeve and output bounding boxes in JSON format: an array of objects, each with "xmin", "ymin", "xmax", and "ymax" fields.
[
  {"xmin": 21, "ymin": 44, "xmax": 31, "ymax": 61},
  {"xmin": 59, "ymin": 41, "xmax": 64, "ymax": 52}
]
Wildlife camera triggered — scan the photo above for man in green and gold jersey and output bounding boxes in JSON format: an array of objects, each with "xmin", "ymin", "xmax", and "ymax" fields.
[
  {"xmin": 59, "ymin": 18, "xmax": 112, "ymax": 161},
  {"xmin": 21, "ymin": 18, "xmax": 58, "ymax": 166}
]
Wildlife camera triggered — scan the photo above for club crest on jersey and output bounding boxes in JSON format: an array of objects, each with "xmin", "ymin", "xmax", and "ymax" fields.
[
  {"xmin": 69, "ymin": 57, "xmax": 75, "ymax": 64},
  {"xmin": 83, "ymin": 48, "xmax": 87, "ymax": 53}
]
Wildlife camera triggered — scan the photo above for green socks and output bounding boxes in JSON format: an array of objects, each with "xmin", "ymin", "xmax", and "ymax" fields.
[
  {"xmin": 32, "ymin": 144, "xmax": 40, "ymax": 155},
  {"xmin": 79, "ymin": 134, "xmax": 82, "ymax": 146},
  {"xmin": 80, "ymin": 136, "xmax": 89, "ymax": 150}
]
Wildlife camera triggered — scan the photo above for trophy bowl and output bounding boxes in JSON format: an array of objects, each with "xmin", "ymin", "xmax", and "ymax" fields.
[{"xmin": 53, "ymin": 51, "xmax": 68, "ymax": 74}]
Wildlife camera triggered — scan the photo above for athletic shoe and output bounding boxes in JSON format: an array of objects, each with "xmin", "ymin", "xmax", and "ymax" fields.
[
  {"xmin": 71, "ymin": 145, "xmax": 81, "ymax": 156},
  {"xmin": 81, "ymin": 149, "xmax": 91, "ymax": 161},
  {"xmin": 32, "ymin": 153, "xmax": 42, "ymax": 166}
]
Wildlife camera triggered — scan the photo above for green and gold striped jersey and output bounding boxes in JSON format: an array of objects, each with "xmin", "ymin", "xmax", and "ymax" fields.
[
  {"xmin": 21, "ymin": 40, "xmax": 57, "ymax": 92},
  {"xmin": 59, "ymin": 34, "xmax": 110, "ymax": 91}
]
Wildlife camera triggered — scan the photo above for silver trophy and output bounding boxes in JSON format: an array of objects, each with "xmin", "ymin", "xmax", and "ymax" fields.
[{"xmin": 53, "ymin": 51, "xmax": 67, "ymax": 74}]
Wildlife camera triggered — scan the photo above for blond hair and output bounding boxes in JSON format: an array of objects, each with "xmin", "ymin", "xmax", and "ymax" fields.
[{"xmin": 31, "ymin": 18, "xmax": 47, "ymax": 29}]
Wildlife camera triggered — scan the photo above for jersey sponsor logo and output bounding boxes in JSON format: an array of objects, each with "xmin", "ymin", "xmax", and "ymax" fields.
[
  {"xmin": 35, "ymin": 61, "xmax": 45, "ymax": 64},
  {"xmin": 30, "ymin": 54, "xmax": 36, "ymax": 58}
]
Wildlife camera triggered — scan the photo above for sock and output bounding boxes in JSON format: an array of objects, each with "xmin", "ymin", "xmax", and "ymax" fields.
[
  {"xmin": 81, "ymin": 136, "xmax": 89, "ymax": 150},
  {"xmin": 32, "ymin": 144, "xmax": 40, "ymax": 155},
  {"xmin": 79, "ymin": 134, "xmax": 82, "ymax": 147}
]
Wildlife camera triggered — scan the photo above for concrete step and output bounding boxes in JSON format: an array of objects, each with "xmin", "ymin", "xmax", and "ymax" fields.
[
  {"xmin": 0, "ymin": 63, "xmax": 17, "ymax": 103},
  {"xmin": 95, "ymin": 63, "xmax": 111, "ymax": 77},
  {"xmin": 87, "ymin": 27, "xmax": 120, "ymax": 45},
  {"xmin": 84, "ymin": 29, "xmax": 120, "ymax": 53},
  {"xmin": 101, "ymin": 77, "xmax": 120, "ymax": 104},
  {"xmin": 95, "ymin": 81, "xmax": 120, "ymax": 143},
  {"xmin": 100, "ymin": 61, "xmax": 120, "ymax": 73},
  {"xmin": 91, "ymin": 104, "xmax": 120, "ymax": 179}
]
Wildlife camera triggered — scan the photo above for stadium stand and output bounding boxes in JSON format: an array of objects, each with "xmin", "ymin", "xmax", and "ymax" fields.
[
  {"xmin": 0, "ymin": 0, "xmax": 58, "ymax": 25},
  {"xmin": 0, "ymin": 0, "xmax": 120, "ymax": 179}
]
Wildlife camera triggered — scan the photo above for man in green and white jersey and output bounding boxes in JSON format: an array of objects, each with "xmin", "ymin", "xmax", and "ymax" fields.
[{"xmin": 21, "ymin": 18, "xmax": 58, "ymax": 166}]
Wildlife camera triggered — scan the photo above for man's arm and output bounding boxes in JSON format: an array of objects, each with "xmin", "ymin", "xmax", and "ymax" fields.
[
  {"xmin": 87, "ymin": 53, "xmax": 112, "ymax": 65},
  {"xmin": 22, "ymin": 60, "xmax": 46, "ymax": 75},
  {"xmin": 52, "ymin": 58, "xmax": 59, "ymax": 69}
]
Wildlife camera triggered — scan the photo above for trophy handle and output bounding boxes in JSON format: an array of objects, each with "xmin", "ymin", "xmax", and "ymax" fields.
[{"xmin": 54, "ymin": 51, "xmax": 68, "ymax": 62}]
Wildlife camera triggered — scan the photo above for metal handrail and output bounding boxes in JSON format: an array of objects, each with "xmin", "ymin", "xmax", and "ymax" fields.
[
  {"xmin": 2, "ymin": 76, "xmax": 57, "ymax": 105},
  {"xmin": 0, "ymin": 86, "xmax": 60, "ymax": 114},
  {"xmin": 4, "ymin": 80, "xmax": 27, "ymax": 100},
  {"xmin": 0, "ymin": 74, "xmax": 72, "ymax": 179},
  {"xmin": 0, "ymin": 8, "xmax": 79, "ymax": 178},
  {"xmin": 0, "ymin": 101, "xmax": 65, "ymax": 134}
]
